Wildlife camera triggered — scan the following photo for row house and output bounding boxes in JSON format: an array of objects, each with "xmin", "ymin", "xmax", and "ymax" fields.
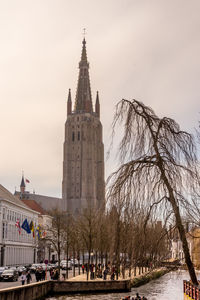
[{"xmin": 0, "ymin": 184, "xmax": 39, "ymax": 266}]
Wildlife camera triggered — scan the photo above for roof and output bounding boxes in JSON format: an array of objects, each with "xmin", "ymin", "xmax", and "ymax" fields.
[
  {"xmin": 0, "ymin": 184, "xmax": 32, "ymax": 210},
  {"xmin": 15, "ymin": 191, "xmax": 61, "ymax": 212},
  {"xmin": 21, "ymin": 199, "xmax": 46, "ymax": 215}
]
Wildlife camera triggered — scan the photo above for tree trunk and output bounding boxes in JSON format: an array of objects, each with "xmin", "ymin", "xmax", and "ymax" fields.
[
  {"xmin": 73, "ymin": 248, "xmax": 75, "ymax": 277},
  {"xmin": 159, "ymin": 161, "xmax": 198, "ymax": 285},
  {"xmin": 66, "ymin": 244, "xmax": 69, "ymax": 279},
  {"xmin": 170, "ymin": 195, "xmax": 198, "ymax": 285}
]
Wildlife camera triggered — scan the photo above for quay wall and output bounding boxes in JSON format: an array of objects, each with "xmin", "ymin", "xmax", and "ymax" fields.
[
  {"xmin": 0, "ymin": 280, "xmax": 131, "ymax": 300},
  {"xmin": 0, "ymin": 281, "xmax": 52, "ymax": 300},
  {"xmin": 52, "ymin": 280, "xmax": 131, "ymax": 294}
]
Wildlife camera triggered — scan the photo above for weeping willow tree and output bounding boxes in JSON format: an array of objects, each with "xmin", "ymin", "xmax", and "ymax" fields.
[{"xmin": 107, "ymin": 99, "xmax": 199, "ymax": 285}]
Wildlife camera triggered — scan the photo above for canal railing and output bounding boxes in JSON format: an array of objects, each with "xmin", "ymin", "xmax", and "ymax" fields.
[{"xmin": 183, "ymin": 280, "xmax": 200, "ymax": 300}]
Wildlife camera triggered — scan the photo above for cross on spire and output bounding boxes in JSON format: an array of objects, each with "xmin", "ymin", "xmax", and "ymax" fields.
[{"xmin": 83, "ymin": 28, "xmax": 86, "ymax": 38}]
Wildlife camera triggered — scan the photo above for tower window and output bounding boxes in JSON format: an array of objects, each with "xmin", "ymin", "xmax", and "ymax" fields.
[
  {"xmin": 72, "ymin": 132, "xmax": 75, "ymax": 141},
  {"xmin": 77, "ymin": 117, "xmax": 79, "ymax": 122},
  {"xmin": 78, "ymin": 131, "xmax": 80, "ymax": 141}
]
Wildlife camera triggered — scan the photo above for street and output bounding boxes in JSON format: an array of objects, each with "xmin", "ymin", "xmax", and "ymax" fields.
[{"xmin": 0, "ymin": 269, "xmax": 76, "ymax": 289}]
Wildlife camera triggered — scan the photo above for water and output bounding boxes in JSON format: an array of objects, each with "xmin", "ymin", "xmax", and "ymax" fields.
[{"xmin": 46, "ymin": 270, "xmax": 196, "ymax": 300}]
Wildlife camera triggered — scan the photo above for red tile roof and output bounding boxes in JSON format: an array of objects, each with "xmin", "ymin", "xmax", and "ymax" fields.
[{"xmin": 21, "ymin": 199, "xmax": 46, "ymax": 215}]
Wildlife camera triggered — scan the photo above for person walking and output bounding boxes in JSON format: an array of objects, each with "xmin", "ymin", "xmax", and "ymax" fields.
[
  {"xmin": 20, "ymin": 272, "xmax": 26, "ymax": 285},
  {"xmin": 81, "ymin": 264, "xmax": 85, "ymax": 274},
  {"xmin": 26, "ymin": 271, "xmax": 32, "ymax": 284},
  {"xmin": 103, "ymin": 268, "xmax": 107, "ymax": 280}
]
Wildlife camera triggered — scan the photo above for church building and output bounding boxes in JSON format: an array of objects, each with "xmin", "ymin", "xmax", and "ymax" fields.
[{"xmin": 62, "ymin": 38, "xmax": 105, "ymax": 213}]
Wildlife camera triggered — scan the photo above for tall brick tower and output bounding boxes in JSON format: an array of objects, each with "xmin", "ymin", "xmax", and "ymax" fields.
[{"xmin": 62, "ymin": 38, "xmax": 105, "ymax": 214}]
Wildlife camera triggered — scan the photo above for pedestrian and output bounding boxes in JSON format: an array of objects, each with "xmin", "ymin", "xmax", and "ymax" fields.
[
  {"xmin": 20, "ymin": 272, "xmax": 26, "ymax": 285},
  {"xmin": 42, "ymin": 269, "xmax": 45, "ymax": 280},
  {"xmin": 26, "ymin": 271, "xmax": 32, "ymax": 284},
  {"xmin": 81, "ymin": 264, "xmax": 85, "ymax": 274},
  {"xmin": 50, "ymin": 269, "xmax": 54, "ymax": 280},
  {"xmin": 135, "ymin": 293, "xmax": 141, "ymax": 300},
  {"xmin": 35, "ymin": 268, "xmax": 40, "ymax": 282},
  {"xmin": 142, "ymin": 297, "xmax": 147, "ymax": 300},
  {"xmin": 103, "ymin": 268, "xmax": 107, "ymax": 280},
  {"xmin": 54, "ymin": 269, "xmax": 59, "ymax": 280}
]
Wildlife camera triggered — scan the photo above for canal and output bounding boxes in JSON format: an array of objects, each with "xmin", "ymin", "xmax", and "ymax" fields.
[{"xmin": 46, "ymin": 270, "xmax": 199, "ymax": 300}]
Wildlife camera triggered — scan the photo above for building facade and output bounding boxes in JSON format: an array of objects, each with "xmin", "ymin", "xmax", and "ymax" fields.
[
  {"xmin": 0, "ymin": 184, "xmax": 38, "ymax": 266},
  {"xmin": 62, "ymin": 39, "xmax": 105, "ymax": 213}
]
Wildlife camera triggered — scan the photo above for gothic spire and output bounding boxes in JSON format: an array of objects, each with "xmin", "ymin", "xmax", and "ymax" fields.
[
  {"xmin": 20, "ymin": 174, "xmax": 25, "ymax": 194},
  {"xmin": 74, "ymin": 39, "xmax": 93, "ymax": 113}
]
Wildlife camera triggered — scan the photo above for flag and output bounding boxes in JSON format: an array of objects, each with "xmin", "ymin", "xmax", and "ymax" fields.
[
  {"xmin": 29, "ymin": 221, "xmax": 35, "ymax": 238},
  {"xmin": 25, "ymin": 178, "xmax": 30, "ymax": 183},
  {"xmin": 15, "ymin": 219, "xmax": 21, "ymax": 235},
  {"xmin": 21, "ymin": 219, "xmax": 31, "ymax": 234},
  {"xmin": 36, "ymin": 225, "xmax": 42, "ymax": 238}
]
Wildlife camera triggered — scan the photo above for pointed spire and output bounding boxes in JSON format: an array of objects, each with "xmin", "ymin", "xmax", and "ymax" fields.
[
  {"xmin": 20, "ymin": 174, "xmax": 25, "ymax": 194},
  {"xmin": 67, "ymin": 89, "xmax": 72, "ymax": 115},
  {"xmin": 81, "ymin": 38, "xmax": 87, "ymax": 62},
  {"xmin": 74, "ymin": 39, "xmax": 93, "ymax": 113},
  {"xmin": 95, "ymin": 91, "xmax": 100, "ymax": 118}
]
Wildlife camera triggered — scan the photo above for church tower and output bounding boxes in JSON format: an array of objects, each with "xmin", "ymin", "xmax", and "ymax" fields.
[{"xmin": 62, "ymin": 38, "xmax": 105, "ymax": 214}]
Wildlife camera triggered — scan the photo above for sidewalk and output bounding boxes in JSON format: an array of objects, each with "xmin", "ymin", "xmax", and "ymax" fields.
[{"xmin": 67, "ymin": 267, "xmax": 152, "ymax": 281}]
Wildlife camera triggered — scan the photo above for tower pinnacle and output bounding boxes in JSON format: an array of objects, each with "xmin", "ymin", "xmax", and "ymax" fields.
[
  {"xmin": 67, "ymin": 89, "xmax": 72, "ymax": 115},
  {"xmin": 95, "ymin": 91, "xmax": 100, "ymax": 118}
]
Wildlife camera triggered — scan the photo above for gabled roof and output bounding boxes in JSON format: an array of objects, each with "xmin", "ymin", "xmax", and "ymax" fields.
[
  {"xmin": 14, "ymin": 191, "xmax": 61, "ymax": 211},
  {"xmin": 21, "ymin": 199, "xmax": 46, "ymax": 215},
  {"xmin": 0, "ymin": 184, "xmax": 31, "ymax": 209}
]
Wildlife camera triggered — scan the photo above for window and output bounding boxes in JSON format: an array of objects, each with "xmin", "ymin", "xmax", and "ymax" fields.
[
  {"xmin": 3, "ymin": 208, "xmax": 5, "ymax": 219},
  {"xmin": 72, "ymin": 132, "xmax": 75, "ymax": 141},
  {"xmin": 78, "ymin": 131, "xmax": 80, "ymax": 141}
]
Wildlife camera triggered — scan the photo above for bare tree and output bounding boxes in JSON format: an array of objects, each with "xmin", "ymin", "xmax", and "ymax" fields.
[
  {"xmin": 45, "ymin": 208, "xmax": 66, "ymax": 277},
  {"xmin": 108, "ymin": 99, "xmax": 199, "ymax": 285},
  {"xmin": 77, "ymin": 206, "xmax": 98, "ymax": 280}
]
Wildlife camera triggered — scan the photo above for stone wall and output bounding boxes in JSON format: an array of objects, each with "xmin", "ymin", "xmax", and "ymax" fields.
[
  {"xmin": 53, "ymin": 280, "xmax": 131, "ymax": 294},
  {"xmin": 0, "ymin": 281, "xmax": 52, "ymax": 300},
  {"xmin": 0, "ymin": 280, "xmax": 131, "ymax": 300}
]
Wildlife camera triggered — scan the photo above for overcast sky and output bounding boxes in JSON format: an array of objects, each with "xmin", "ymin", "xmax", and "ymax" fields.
[{"xmin": 0, "ymin": 0, "xmax": 200, "ymax": 197}]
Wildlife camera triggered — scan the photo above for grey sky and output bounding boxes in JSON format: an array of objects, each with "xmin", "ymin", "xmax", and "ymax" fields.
[{"xmin": 0, "ymin": 0, "xmax": 200, "ymax": 197}]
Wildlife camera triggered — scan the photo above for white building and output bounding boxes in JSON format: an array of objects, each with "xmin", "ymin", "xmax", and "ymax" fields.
[
  {"xmin": 21, "ymin": 198, "xmax": 54, "ymax": 263},
  {"xmin": 0, "ymin": 184, "xmax": 39, "ymax": 266}
]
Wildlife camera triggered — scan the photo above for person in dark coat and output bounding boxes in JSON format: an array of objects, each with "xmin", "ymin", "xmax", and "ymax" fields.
[
  {"xmin": 42, "ymin": 269, "xmax": 45, "ymax": 280},
  {"xmin": 26, "ymin": 271, "xmax": 32, "ymax": 284},
  {"xmin": 135, "ymin": 293, "xmax": 141, "ymax": 300},
  {"xmin": 35, "ymin": 269, "xmax": 40, "ymax": 282},
  {"xmin": 103, "ymin": 268, "xmax": 107, "ymax": 280}
]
